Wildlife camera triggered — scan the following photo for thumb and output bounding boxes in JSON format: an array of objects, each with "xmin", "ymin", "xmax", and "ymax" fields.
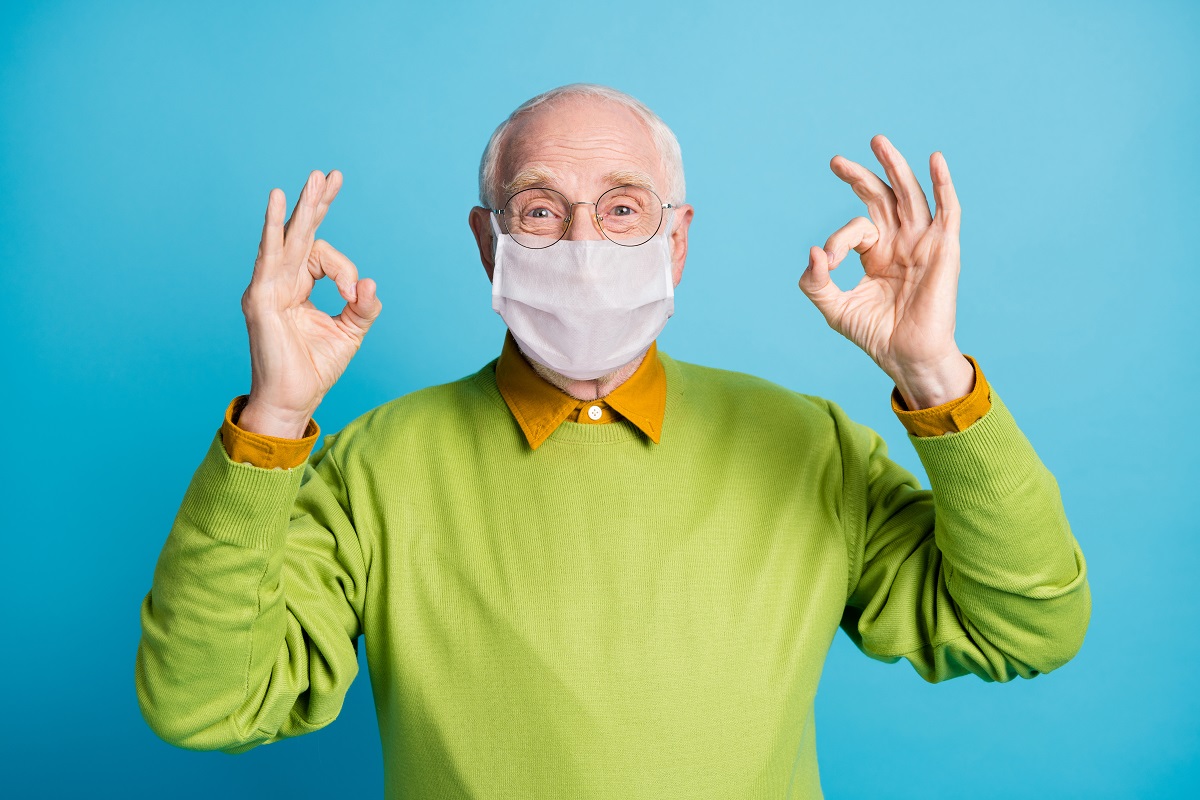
[
  {"xmin": 798, "ymin": 246, "xmax": 843, "ymax": 321},
  {"xmin": 338, "ymin": 277, "xmax": 382, "ymax": 335}
]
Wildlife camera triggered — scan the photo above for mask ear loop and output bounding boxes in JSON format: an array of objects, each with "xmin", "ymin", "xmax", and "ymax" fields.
[
  {"xmin": 489, "ymin": 213, "xmax": 510, "ymax": 306},
  {"xmin": 489, "ymin": 213, "xmax": 504, "ymax": 261}
]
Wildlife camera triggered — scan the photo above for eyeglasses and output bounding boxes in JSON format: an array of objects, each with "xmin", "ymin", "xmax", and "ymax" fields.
[{"xmin": 488, "ymin": 185, "xmax": 674, "ymax": 249}]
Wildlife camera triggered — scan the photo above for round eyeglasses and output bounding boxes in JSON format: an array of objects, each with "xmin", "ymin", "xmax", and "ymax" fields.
[{"xmin": 488, "ymin": 185, "xmax": 674, "ymax": 249}]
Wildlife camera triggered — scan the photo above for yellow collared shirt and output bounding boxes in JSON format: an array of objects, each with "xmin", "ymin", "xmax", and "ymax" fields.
[{"xmin": 494, "ymin": 332, "xmax": 666, "ymax": 450}]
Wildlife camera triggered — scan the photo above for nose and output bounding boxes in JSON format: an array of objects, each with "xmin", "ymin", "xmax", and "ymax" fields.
[{"xmin": 562, "ymin": 201, "xmax": 605, "ymax": 241}]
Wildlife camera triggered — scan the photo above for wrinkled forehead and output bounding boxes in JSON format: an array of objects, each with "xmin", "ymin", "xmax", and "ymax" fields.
[{"xmin": 498, "ymin": 97, "xmax": 666, "ymax": 200}]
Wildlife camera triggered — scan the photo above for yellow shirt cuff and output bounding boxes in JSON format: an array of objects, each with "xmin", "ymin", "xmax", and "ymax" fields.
[
  {"xmin": 891, "ymin": 355, "xmax": 991, "ymax": 437},
  {"xmin": 219, "ymin": 396, "xmax": 320, "ymax": 469}
]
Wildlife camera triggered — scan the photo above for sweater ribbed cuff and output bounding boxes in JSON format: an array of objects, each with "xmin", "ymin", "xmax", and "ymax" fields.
[
  {"xmin": 178, "ymin": 433, "xmax": 308, "ymax": 551},
  {"xmin": 907, "ymin": 392, "xmax": 1043, "ymax": 507}
]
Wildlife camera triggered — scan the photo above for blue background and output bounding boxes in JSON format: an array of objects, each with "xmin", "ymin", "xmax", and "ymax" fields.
[{"xmin": 2, "ymin": 0, "xmax": 1195, "ymax": 796}]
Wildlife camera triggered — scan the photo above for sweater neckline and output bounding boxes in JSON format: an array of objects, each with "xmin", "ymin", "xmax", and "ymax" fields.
[{"xmin": 472, "ymin": 351, "xmax": 687, "ymax": 448}]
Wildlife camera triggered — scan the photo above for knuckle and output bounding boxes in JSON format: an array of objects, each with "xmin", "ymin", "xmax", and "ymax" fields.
[
  {"xmin": 240, "ymin": 287, "xmax": 261, "ymax": 317},
  {"xmin": 241, "ymin": 282, "xmax": 263, "ymax": 302},
  {"xmin": 940, "ymin": 204, "xmax": 962, "ymax": 222}
]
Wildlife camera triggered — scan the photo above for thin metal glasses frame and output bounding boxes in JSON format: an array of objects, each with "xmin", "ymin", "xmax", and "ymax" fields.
[{"xmin": 487, "ymin": 184, "xmax": 675, "ymax": 249}]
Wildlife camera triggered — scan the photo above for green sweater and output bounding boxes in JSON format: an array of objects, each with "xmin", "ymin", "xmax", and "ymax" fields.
[{"xmin": 136, "ymin": 353, "xmax": 1090, "ymax": 799}]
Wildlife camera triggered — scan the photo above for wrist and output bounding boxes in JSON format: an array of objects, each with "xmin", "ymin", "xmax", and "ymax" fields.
[
  {"xmin": 237, "ymin": 397, "xmax": 314, "ymax": 439},
  {"xmin": 887, "ymin": 351, "xmax": 975, "ymax": 410}
]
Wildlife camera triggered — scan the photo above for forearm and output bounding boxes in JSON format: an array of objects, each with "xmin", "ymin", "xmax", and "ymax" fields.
[
  {"xmin": 910, "ymin": 391, "xmax": 1090, "ymax": 673},
  {"xmin": 844, "ymin": 387, "xmax": 1089, "ymax": 684},
  {"xmin": 135, "ymin": 435, "xmax": 303, "ymax": 750},
  {"xmin": 136, "ymin": 434, "xmax": 363, "ymax": 752}
]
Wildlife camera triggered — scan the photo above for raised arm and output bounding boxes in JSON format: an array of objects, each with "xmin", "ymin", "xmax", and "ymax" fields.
[
  {"xmin": 136, "ymin": 172, "xmax": 381, "ymax": 750},
  {"xmin": 136, "ymin": 436, "xmax": 367, "ymax": 750},
  {"xmin": 832, "ymin": 395, "xmax": 1090, "ymax": 683},
  {"xmin": 798, "ymin": 138, "xmax": 1090, "ymax": 680}
]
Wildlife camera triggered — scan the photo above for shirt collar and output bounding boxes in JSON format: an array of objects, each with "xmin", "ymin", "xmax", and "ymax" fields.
[{"xmin": 494, "ymin": 332, "xmax": 667, "ymax": 450}]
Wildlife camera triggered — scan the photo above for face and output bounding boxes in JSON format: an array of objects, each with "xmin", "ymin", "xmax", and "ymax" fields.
[{"xmin": 468, "ymin": 96, "xmax": 694, "ymax": 286}]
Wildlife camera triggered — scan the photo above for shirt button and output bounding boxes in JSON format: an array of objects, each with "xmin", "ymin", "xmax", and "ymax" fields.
[{"xmin": 587, "ymin": 405, "xmax": 603, "ymax": 421}]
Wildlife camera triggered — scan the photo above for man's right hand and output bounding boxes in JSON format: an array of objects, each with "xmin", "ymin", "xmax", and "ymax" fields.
[{"xmin": 238, "ymin": 170, "xmax": 382, "ymax": 439}]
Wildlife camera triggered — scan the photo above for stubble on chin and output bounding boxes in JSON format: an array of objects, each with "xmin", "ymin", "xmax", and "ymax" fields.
[{"xmin": 523, "ymin": 348, "xmax": 649, "ymax": 402}]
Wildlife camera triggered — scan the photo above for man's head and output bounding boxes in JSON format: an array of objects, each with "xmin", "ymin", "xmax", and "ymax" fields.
[{"xmin": 468, "ymin": 84, "xmax": 694, "ymax": 286}]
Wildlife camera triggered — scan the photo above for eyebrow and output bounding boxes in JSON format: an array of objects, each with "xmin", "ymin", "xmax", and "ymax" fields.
[
  {"xmin": 501, "ymin": 167, "xmax": 659, "ymax": 200},
  {"xmin": 503, "ymin": 166, "xmax": 563, "ymax": 198},
  {"xmin": 603, "ymin": 171, "xmax": 656, "ymax": 192}
]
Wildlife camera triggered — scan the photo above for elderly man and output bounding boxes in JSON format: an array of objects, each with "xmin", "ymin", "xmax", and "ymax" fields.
[{"xmin": 137, "ymin": 84, "xmax": 1090, "ymax": 798}]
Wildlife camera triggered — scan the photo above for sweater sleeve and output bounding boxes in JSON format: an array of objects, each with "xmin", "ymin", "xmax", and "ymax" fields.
[
  {"xmin": 835, "ymin": 389, "xmax": 1090, "ymax": 683},
  {"xmin": 135, "ymin": 430, "xmax": 367, "ymax": 752}
]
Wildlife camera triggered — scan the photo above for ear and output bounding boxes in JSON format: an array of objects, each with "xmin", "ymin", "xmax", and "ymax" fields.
[
  {"xmin": 668, "ymin": 204, "xmax": 694, "ymax": 287},
  {"xmin": 468, "ymin": 206, "xmax": 496, "ymax": 283}
]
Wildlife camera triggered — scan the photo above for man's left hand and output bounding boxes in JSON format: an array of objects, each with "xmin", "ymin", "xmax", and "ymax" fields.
[{"xmin": 799, "ymin": 135, "xmax": 973, "ymax": 410}]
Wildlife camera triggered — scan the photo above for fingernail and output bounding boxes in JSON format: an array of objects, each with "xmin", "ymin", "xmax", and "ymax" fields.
[{"xmin": 825, "ymin": 250, "xmax": 836, "ymax": 264}]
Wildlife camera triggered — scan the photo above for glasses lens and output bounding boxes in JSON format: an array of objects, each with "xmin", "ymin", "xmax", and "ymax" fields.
[
  {"xmin": 596, "ymin": 186, "xmax": 664, "ymax": 246},
  {"xmin": 501, "ymin": 188, "xmax": 571, "ymax": 249}
]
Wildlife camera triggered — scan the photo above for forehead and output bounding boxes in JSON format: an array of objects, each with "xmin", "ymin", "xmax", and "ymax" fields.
[{"xmin": 499, "ymin": 97, "xmax": 664, "ymax": 196}]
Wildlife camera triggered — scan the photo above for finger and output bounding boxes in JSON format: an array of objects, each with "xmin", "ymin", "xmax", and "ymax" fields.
[
  {"xmin": 822, "ymin": 216, "xmax": 880, "ymax": 269},
  {"xmin": 870, "ymin": 134, "xmax": 932, "ymax": 226},
  {"xmin": 829, "ymin": 155, "xmax": 898, "ymax": 230},
  {"xmin": 798, "ymin": 245, "xmax": 845, "ymax": 323},
  {"xmin": 309, "ymin": 169, "xmax": 343, "ymax": 232},
  {"xmin": 335, "ymin": 277, "xmax": 383, "ymax": 336},
  {"xmin": 254, "ymin": 188, "xmax": 286, "ymax": 277},
  {"xmin": 307, "ymin": 239, "xmax": 361, "ymax": 302},
  {"xmin": 282, "ymin": 170, "xmax": 327, "ymax": 265},
  {"xmin": 929, "ymin": 152, "xmax": 961, "ymax": 233}
]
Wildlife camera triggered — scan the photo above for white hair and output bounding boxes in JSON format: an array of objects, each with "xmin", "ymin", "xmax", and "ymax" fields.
[{"xmin": 477, "ymin": 83, "xmax": 686, "ymax": 210}]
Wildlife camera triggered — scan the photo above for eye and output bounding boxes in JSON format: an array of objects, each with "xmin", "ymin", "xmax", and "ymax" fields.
[
  {"xmin": 610, "ymin": 205, "xmax": 635, "ymax": 217},
  {"xmin": 527, "ymin": 206, "xmax": 554, "ymax": 219}
]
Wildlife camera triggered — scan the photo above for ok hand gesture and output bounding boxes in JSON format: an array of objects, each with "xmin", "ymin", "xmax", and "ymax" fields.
[
  {"xmin": 799, "ymin": 135, "xmax": 974, "ymax": 410},
  {"xmin": 238, "ymin": 170, "xmax": 383, "ymax": 438}
]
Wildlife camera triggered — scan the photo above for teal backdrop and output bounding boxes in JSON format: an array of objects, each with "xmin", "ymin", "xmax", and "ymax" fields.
[{"xmin": 2, "ymin": 0, "xmax": 1195, "ymax": 797}]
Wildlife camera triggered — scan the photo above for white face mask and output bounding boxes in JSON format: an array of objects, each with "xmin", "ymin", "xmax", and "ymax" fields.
[{"xmin": 490, "ymin": 215, "xmax": 675, "ymax": 380}]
